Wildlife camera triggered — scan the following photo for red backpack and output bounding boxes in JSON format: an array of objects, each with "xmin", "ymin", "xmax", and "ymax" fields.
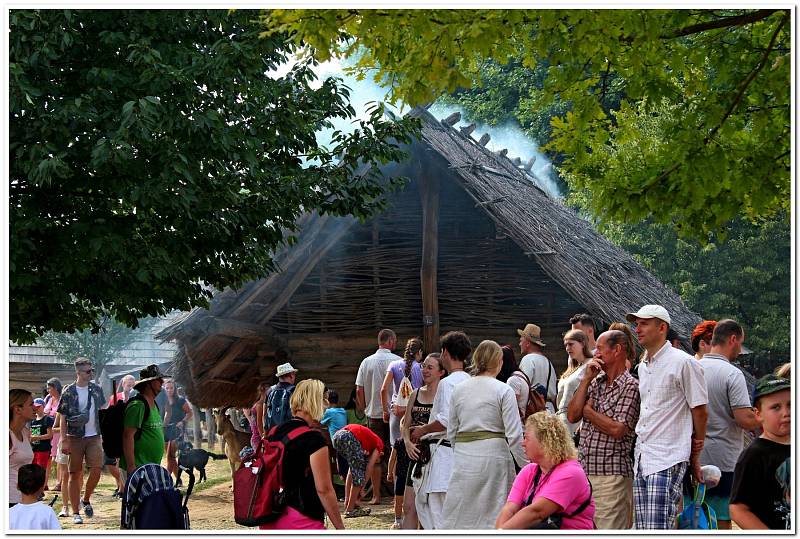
[{"xmin": 233, "ymin": 423, "xmax": 311, "ymax": 526}]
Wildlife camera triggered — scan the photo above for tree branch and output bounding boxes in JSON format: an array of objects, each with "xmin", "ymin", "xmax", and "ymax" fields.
[
  {"xmin": 600, "ymin": 59, "xmax": 612, "ymax": 105},
  {"xmin": 664, "ymin": 9, "xmax": 783, "ymax": 39},
  {"xmin": 706, "ymin": 14, "xmax": 787, "ymax": 143}
]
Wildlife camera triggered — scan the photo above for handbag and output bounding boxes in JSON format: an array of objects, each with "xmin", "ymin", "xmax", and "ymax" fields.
[
  {"xmin": 67, "ymin": 389, "xmax": 93, "ymax": 428},
  {"xmin": 525, "ymin": 464, "xmax": 593, "ymax": 529}
]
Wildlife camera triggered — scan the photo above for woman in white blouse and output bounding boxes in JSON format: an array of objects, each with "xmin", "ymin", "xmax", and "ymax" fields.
[
  {"xmin": 556, "ymin": 329, "xmax": 592, "ymax": 437},
  {"xmin": 10, "ymin": 389, "xmax": 35, "ymax": 507},
  {"xmin": 442, "ymin": 340, "xmax": 528, "ymax": 529}
]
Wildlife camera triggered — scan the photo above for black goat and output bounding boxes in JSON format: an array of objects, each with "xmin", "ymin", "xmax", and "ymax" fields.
[{"xmin": 175, "ymin": 440, "xmax": 227, "ymax": 486}]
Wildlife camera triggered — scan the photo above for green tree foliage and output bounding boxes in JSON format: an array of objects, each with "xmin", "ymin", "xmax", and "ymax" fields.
[
  {"xmin": 604, "ymin": 215, "xmax": 790, "ymax": 369},
  {"xmin": 10, "ymin": 9, "xmax": 419, "ymax": 343},
  {"xmin": 264, "ymin": 9, "xmax": 790, "ymax": 236},
  {"xmin": 39, "ymin": 316, "xmax": 160, "ymax": 370}
]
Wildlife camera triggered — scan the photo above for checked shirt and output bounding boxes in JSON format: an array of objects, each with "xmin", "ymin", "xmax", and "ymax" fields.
[{"xmin": 578, "ymin": 370, "xmax": 640, "ymax": 478}]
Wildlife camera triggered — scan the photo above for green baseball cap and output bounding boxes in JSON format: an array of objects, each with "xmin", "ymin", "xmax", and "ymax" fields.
[{"xmin": 752, "ymin": 374, "xmax": 790, "ymax": 404}]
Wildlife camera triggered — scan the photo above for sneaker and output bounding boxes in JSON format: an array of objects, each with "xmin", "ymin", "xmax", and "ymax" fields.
[
  {"xmin": 72, "ymin": 514, "xmax": 83, "ymax": 525},
  {"xmin": 58, "ymin": 508, "xmax": 68, "ymax": 518},
  {"xmin": 81, "ymin": 501, "xmax": 93, "ymax": 518},
  {"xmin": 390, "ymin": 521, "xmax": 402, "ymax": 529}
]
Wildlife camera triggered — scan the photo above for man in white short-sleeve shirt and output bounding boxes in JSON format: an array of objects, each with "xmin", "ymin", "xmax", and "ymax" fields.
[
  {"xmin": 409, "ymin": 331, "xmax": 472, "ymax": 530},
  {"xmin": 698, "ymin": 319, "xmax": 759, "ymax": 529},
  {"xmin": 627, "ymin": 304, "xmax": 708, "ymax": 529},
  {"xmin": 355, "ymin": 328, "xmax": 402, "ymax": 502},
  {"xmin": 517, "ymin": 323, "xmax": 557, "ymax": 412}
]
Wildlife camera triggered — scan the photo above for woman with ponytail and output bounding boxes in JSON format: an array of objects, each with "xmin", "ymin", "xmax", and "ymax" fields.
[
  {"xmin": 380, "ymin": 337, "xmax": 424, "ymax": 444},
  {"xmin": 380, "ymin": 337, "xmax": 424, "ymax": 527}
]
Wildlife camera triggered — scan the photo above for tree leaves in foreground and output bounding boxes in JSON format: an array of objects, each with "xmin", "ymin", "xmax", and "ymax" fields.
[
  {"xmin": 39, "ymin": 316, "xmax": 160, "ymax": 370},
  {"xmin": 263, "ymin": 9, "xmax": 790, "ymax": 237},
  {"xmin": 9, "ymin": 9, "xmax": 419, "ymax": 344}
]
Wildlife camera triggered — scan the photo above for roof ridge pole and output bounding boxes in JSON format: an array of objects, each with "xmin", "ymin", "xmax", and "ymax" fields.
[{"xmin": 418, "ymin": 156, "xmax": 440, "ymax": 355}]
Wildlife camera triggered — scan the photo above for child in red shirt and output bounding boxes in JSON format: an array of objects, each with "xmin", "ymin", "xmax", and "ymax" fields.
[{"xmin": 332, "ymin": 424, "xmax": 384, "ymax": 518}]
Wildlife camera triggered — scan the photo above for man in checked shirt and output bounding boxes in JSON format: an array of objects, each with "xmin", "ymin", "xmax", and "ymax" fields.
[{"xmin": 567, "ymin": 329, "xmax": 641, "ymax": 529}]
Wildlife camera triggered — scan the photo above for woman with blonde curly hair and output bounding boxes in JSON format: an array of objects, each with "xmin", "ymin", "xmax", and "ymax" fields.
[
  {"xmin": 441, "ymin": 340, "xmax": 528, "ymax": 529},
  {"xmin": 258, "ymin": 379, "xmax": 344, "ymax": 530},
  {"xmin": 496, "ymin": 412, "xmax": 595, "ymax": 529}
]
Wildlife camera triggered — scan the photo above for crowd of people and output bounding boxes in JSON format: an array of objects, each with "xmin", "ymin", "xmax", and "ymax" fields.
[{"xmin": 8, "ymin": 303, "xmax": 791, "ymax": 531}]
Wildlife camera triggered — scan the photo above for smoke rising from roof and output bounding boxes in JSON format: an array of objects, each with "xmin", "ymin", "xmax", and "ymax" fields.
[{"xmin": 269, "ymin": 56, "xmax": 561, "ymax": 199}]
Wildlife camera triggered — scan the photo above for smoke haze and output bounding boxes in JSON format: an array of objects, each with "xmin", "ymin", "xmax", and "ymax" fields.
[{"xmin": 269, "ymin": 57, "xmax": 561, "ymax": 199}]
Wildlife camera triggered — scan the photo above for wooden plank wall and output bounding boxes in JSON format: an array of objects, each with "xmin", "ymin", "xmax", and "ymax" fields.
[{"xmin": 10, "ymin": 363, "xmax": 78, "ymax": 396}]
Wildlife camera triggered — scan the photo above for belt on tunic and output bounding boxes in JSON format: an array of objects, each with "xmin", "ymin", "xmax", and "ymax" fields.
[{"xmin": 454, "ymin": 431, "xmax": 505, "ymax": 443}]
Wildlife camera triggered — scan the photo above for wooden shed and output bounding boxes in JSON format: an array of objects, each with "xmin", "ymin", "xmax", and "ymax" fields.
[{"xmin": 157, "ymin": 107, "xmax": 701, "ymax": 408}]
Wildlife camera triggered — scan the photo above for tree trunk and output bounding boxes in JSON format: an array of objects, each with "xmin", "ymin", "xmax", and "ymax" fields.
[{"xmin": 205, "ymin": 408, "xmax": 216, "ymax": 450}]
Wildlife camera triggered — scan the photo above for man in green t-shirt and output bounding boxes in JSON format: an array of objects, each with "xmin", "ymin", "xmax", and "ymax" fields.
[{"xmin": 121, "ymin": 365, "xmax": 166, "ymax": 477}]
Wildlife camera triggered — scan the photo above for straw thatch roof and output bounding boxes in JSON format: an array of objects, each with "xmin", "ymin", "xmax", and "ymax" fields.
[
  {"xmin": 406, "ymin": 107, "xmax": 701, "ymax": 338},
  {"xmin": 157, "ymin": 106, "xmax": 701, "ymax": 407}
]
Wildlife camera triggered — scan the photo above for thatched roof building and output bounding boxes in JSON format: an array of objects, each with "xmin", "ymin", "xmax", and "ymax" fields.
[{"xmin": 158, "ymin": 107, "xmax": 701, "ymax": 408}]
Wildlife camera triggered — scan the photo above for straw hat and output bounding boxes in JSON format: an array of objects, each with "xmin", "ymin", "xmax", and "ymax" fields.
[
  {"xmin": 517, "ymin": 323, "xmax": 547, "ymax": 348},
  {"xmin": 276, "ymin": 362, "xmax": 298, "ymax": 378},
  {"xmin": 133, "ymin": 364, "xmax": 166, "ymax": 390}
]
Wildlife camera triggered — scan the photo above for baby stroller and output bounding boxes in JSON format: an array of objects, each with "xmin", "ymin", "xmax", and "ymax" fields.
[{"xmin": 121, "ymin": 463, "xmax": 194, "ymax": 529}]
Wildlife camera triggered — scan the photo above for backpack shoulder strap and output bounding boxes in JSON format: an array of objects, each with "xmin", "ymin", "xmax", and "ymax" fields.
[
  {"xmin": 511, "ymin": 370, "xmax": 531, "ymax": 387},
  {"xmin": 283, "ymin": 425, "xmax": 312, "ymax": 443},
  {"xmin": 525, "ymin": 466, "xmax": 543, "ymax": 506},
  {"xmin": 132, "ymin": 395, "xmax": 151, "ymax": 441},
  {"xmin": 565, "ymin": 479, "xmax": 593, "ymax": 518}
]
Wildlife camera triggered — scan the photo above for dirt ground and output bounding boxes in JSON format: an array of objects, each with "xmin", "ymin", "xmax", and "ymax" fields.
[{"xmin": 49, "ymin": 457, "xmax": 397, "ymax": 531}]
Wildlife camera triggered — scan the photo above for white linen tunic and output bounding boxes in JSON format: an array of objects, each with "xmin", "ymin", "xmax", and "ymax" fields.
[{"xmin": 441, "ymin": 376, "xmax": 528, "ymax": 529}]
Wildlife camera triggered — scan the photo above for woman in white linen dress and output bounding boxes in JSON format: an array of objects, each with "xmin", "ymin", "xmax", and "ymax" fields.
[{"xmin": 442, "ymin": 340, "xmax": 528, "ymax": 529}]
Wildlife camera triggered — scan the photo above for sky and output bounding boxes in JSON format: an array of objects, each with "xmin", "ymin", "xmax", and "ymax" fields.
[{"xmin": 269, "ymin": 56, "xmax": 562, "ymax": 199}]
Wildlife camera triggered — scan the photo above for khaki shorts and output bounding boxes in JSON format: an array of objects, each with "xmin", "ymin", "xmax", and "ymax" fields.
[{"xmin": 67, "ymin": 435, "xmax": 104, "ymax": 472}]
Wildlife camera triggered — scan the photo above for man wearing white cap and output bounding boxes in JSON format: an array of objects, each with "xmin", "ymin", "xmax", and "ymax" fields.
[
  {"xmin": 626, "ymin": 305, "xmax": 708, "ymax": 529},
  {"xmin": 265, "ymin": 362, "xmax": 298, "ymax": 430},
  {"xmin": 517, "ymin": 323, "xmax": 557, "ymax": 412}
]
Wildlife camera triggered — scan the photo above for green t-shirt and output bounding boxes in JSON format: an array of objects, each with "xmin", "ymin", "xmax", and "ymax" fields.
[{"xmin": 120, "ymin": 398, "xmax": 164, "ymax": 470}]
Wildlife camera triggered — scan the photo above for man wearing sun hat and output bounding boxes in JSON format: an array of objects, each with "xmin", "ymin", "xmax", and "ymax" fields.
[
  {"xmin": 265, "ymin": 361, "xmax": 299, "ymax": 430},
  {"xmin": 625, "ymin": 305, "xmax": 708, "ymax": 529},
  {"xmin": 121, "ymin": 364, "xmax": 166, "ymax": 479},
  {"xmin": 517, "ymin": 323, "xmax": 557, "ymax": 412}
]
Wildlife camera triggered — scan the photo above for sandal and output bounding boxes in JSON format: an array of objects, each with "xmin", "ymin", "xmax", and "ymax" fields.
[
  {"xmin": 53, "ymin": 484, "xmax": 61, "ymax": 492},
  {"xmin": 345, "ymin": 507, "xmax": 371, "ymax": 518}
]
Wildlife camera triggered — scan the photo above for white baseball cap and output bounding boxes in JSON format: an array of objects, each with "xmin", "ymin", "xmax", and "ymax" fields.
[{"xmin": 625, "ymin": 305, "xmax": 671, "ymax": 325}]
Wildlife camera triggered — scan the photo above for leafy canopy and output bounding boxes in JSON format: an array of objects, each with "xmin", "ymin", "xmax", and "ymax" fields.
[
  {"xmin": 10, "ymin": 9, "xmax": 419, "ymax": 344},
  {"xmin": 263, "ymin": 9, "xmax": 791, "ymax": 237}
]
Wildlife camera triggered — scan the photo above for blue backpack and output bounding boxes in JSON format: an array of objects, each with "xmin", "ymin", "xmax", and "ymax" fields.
[
  {"xmin": 678, "ymin": 483, "xmax": 718, "ymax": 530},
  {"xmin": 266, "ymin": 383, "xmax": 295, "ymax": 430}
]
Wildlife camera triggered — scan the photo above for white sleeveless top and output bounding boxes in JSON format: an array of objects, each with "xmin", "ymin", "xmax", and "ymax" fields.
[{"xmin": 9, "ymin": 428, "xmax": 33, "ymax": 504}]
